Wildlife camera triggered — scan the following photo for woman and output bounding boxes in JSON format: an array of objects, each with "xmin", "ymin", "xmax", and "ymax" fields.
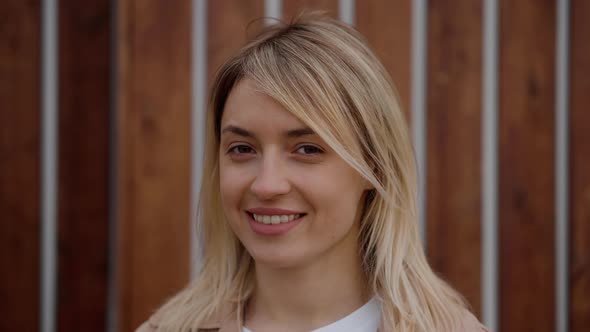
[{"xmin": 138, "ymin": 12, "xmax": 488, "ymax": 332}]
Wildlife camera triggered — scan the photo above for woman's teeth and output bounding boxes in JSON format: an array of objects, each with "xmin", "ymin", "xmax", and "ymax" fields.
[{"xmin": 252, "ymin": 214, "xmax": 301, "ymax": 224}]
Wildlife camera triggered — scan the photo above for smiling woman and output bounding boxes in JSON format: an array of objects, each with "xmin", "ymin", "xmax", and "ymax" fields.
[
  {"xmin": 220, "ymin": 78, "xmax": 371, "ymax": 271},
  {"xmin": 137, "ymin": 12, "xmax": 487, "ymax": 332}
]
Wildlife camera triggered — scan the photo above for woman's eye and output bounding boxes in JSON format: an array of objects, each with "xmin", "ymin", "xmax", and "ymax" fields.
[
  {"xmin": 295, "ymin": 145, "xmax": 323, "ymax": 155},
  {"xmin": 228, "ymin": 145, "xmax": 255, "ymax": 155}
]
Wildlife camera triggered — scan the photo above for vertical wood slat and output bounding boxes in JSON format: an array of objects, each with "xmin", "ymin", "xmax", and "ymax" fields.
[
  {"xmin": 499, "ymin": 0, "xmax": 556, "ymax": 331},
  {"xmin": 56, "ymin": 1, "xmax": 111, "ymax": 331},
  {"xmin": 205, "ymin": 0, "xmax": 264, "ymax": 282},
  {"xmin": 0, "ymin": 1, "xmax": 41, "ymax": 331},
  {"xmin": 425, "ymin": 0, "xmax": 483, "ymax": 317},
  {"xmin": 356, "ymin": 0, "xmax": 412, "ymax": 121},
  {"xmin": 569, "ymin": 0, "xmax": 590, "ymax": 330},
  {"xmin": 115, "ymin": 0, "xmax": 192, "ymax": 330},
  {"xmin": 283, "ymin": 0, "xmax": 339, "ymax": 21},
  {"xmin": 207, "ymin": 0, "xmax": 264, "ymax": 91}
]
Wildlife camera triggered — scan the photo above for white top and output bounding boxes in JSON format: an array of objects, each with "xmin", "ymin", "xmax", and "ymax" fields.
[{"xmin": 242, "ymin": 297, "xmax": 381, "ymax": 332}]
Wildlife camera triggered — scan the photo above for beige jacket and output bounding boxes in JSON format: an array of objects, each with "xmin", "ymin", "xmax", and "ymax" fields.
[{"xmin": 136, "ymin": 304, "xmax": 489, "ymax": 332}]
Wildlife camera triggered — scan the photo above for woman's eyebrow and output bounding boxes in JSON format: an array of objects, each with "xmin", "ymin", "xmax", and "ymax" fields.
[
  {"xmin": 286, "ymin": 127, "xmax": 316, "ymax": 138},
  {"xmin": 221, "ymin": 125, "xmax": 254, "ymax": 138},
  {"xmin": 222, "ymin": 125, "xmax": 315, "ymax": 138}
]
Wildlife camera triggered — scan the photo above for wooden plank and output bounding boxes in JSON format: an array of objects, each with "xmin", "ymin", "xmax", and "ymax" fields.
[
  {"xmin": 283, "ymin": 0, "xmax": 339, "ymax": 21},
  {"xmin": 115, "ymin": 0, "xmax": 192, "ymax": 330},
  {"xmin": 356, "ymin": 0, "xmax": 411, "ymax": 120},
  {"xmin": 424, "ymin": 0, "xmax": 483, "ymax": 317},
  {"xmin": 56, "ymin": 1, "xmax": 110, "ymax": 330},
  {"xmin": 208, "ymin": 0, "xmax": 264, "ymax": 90},
  {"xmin": 569, "ymin": 0, "xmax": 590, "ymax": 330},
  {"xmin": 0, "ymin": 1, "xmax": 41, "ymax": 331},
  {"xmin": 498, "ymin": 0, "xmax": 556, "ymax": 330}
]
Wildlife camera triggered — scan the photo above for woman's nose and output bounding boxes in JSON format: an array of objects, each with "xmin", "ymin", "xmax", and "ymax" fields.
[{"xmin": 250, "ymin": 155, "xmax": 291, "ymax": 200}]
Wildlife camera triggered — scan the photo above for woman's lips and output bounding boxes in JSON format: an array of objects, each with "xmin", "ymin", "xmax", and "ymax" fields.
[{"xmin": 245, "ymin": 209, "xmax": 306, "ymax": 236}]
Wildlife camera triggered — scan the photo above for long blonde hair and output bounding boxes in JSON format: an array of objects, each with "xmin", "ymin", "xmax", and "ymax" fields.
[{"xmin": 154, "ymin": 12, "xmax": 470, "ymax": 331}]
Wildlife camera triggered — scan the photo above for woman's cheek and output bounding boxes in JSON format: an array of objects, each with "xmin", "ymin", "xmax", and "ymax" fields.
[{"xmin": 220, "ymin": 165, "xmax": 251, "ymax": 209}]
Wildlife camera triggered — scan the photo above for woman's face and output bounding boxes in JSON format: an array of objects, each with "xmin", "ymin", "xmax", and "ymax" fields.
[{"xmin": 219, "ymin": 79, "xmax": 370, "ymax": 269}]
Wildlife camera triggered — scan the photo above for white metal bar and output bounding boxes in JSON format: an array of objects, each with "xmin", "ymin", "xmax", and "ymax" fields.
[
  {"xmin": 411, "ymin": 0, "xmax": 428, "ymax": 247},
  {"xmin": 482, "ymin": 0, "xmax": 499, "ymax": 330},
  {"xmin": 339, "ymin": 0, "xmax": 355, "ymax": 26},
  {"xmin": 41, "ymin": 0, "xmax": 59, "ymax": 331},
  {"xmin": 191, "ymin": 0, "xmax": 209, "ymax": 277},
  {"xmin": 265, "ymin": 0, "xmax": 282, "ymax": 23},
  {"xmin": 555, "ymin": 0, "xmax": 570, "ymax": 331}
]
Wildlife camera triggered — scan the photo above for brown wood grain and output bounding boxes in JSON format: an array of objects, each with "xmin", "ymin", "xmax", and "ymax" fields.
[
  {"xmin": 424, "ymin": 0, "xmax": 483, "ymax": 317},
  {"xmin": 283, "ymin": 0, "xmax": 339, "ymax": 21},
  {"xmin": 56, "ymin": 1, "xmax": 111, "ymax": 330},
  {"xmin": 356, "ymin": 0, "xmax": 411, "ymax": 121},
  {"xmin": 569, "ymin": 0, "xmax": 590, "ymax": 330},
  {"xmin": 0, "ymin": 1, "xmax": 41, "ymax": 331},
  {"xmin": 208, "ymin": 0, "xmax": 264, "ymax": 91},
  {"xmin": 499, "ymin": 0, "xmax": 556, "ymax": 331},
  {"xmin": 115, "ymin": 0, "xmax": 192, "ymax": 330}
]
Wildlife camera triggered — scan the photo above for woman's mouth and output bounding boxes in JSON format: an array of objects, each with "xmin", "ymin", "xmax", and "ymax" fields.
[
  {"xmin": 249, "ymin": 213, "xmax": 304, "ymax": 224},
  {"xmin": 245, "ymin": 210, "xmax": 307, "ymax": 236}
]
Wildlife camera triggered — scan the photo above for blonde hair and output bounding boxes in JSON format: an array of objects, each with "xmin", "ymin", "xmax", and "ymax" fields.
[{"xmin": 154, "ymin": 12, "xmax": 470, "ymax": 331}]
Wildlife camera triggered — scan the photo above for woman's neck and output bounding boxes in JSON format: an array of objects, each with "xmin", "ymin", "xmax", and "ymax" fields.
[{"xmin": 244, "ymin": 250, "xmax": 370, "ymax": 331}]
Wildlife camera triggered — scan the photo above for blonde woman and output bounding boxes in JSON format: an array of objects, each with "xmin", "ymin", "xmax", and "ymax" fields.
[{"xmin": 138, "ymin": 12, "xmax": 488, "ymax": 332}]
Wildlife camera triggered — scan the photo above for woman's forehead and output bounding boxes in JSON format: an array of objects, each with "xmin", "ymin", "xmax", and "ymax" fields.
[{"xmin": 221, "ymin": 79, "xmax": 309, "ymax": 130}]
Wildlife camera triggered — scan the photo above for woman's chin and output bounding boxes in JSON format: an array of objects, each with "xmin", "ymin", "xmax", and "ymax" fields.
[{"xmin": 248, "ymin": 247, "xmax": 308, "ymax": 270}]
